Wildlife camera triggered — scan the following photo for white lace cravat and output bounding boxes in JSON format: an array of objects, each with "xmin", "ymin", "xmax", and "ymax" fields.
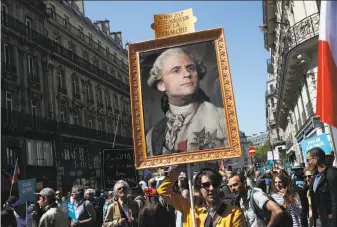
[{"xmin": 164, "ymin": 102, "xmax": 200, "ymax": 152}]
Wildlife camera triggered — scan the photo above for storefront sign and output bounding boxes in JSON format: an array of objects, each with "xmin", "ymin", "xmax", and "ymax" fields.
[
  {"xmin": 300, "ymin": 134, "xmax": 333, "ymax": 155},
  {"xmin": 18, "ymin": 178, "xmax": 36, "ymax": 202}
]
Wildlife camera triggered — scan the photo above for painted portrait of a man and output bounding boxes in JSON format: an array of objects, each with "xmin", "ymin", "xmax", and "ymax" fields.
[{"xmin": 140, "ymin": 42, "xmax": 229, "ymax": 157}]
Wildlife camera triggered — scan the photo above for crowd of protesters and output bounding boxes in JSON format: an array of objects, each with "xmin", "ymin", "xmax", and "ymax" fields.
[{"xmin": 1, "ymin": 147, "xmax": 336, "ymax": 227}]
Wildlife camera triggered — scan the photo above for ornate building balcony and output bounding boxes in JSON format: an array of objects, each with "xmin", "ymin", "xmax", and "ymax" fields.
[
  {"xmin": 275, "ymin": 13, "xmax": 319, "ymax": 129},
  {"xmin": 2, "ymin": 108, "xmax": 58, "ymax": 133},
  {"xmin": 265, "ymin": 88, "xmax": 276, "ymax": 97}
]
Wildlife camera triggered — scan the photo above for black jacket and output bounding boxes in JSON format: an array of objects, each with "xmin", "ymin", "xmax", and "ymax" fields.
[{"xmin": 309, "ymin": 166, "xmax": 337, "ymax": 227}]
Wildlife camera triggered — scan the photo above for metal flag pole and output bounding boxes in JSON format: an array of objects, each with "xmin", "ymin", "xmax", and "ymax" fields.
[
  {"xmin": 9, "ymin": 158, "xmax": 19, "ymax": 198},
  {"xmin": 187, "ymin": 163, "xmax": 196, "ymax": 227},
  {"xmin": 26, "ymin": 202, "xmax": 28, "ymax": 225},
  {"xmin": 112, "ymin": 114, "xmax": 120, "ymax": 148}
]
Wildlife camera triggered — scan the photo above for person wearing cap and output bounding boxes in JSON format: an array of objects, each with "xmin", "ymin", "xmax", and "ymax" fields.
[
  {"xmin": 307, "ymin": 147, "xmax": 337, "ymax": 227},
  {"xmin": 145, "ymin": 47, "xmax": 229, "ymax": 157},
  {"xmin": 9, "ymin": 199, "xmax": 33, "ymax": 227},
  {"xmin": 35, "ymin": 187, "xmax": 70, "ymax": 227}
]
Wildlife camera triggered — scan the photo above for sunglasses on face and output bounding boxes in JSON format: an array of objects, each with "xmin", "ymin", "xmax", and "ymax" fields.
[
  {"xmin": 200, "ymin": 182, "xmax": 220, "ymax": 189},
  {"xmin": 117, "ymin": 186, "xmax": 127, "ymax": 191},
  {"xmin": 305, "ymin": 175, "xmax": 312, "ymax": 179}
]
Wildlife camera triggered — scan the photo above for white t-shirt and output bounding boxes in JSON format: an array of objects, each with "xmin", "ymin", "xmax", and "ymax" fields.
[{"xmin": 240, "ymin": 188, "xmax": 270, "ymax": 227}]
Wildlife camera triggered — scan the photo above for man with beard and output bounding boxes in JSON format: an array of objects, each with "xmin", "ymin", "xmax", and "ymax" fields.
[
  {"xmin": 228, "ymin": 173, "xmax": 283, "ymax": 227},
  {"xmin": 307, "ymin": 147, "xmax": 337, "ymax": 227}
]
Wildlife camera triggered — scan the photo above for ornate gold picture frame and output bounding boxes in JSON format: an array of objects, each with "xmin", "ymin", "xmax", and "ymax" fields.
[{"xmin": 128, "ymin": 28, "xmax": 242, "ymax": 169}]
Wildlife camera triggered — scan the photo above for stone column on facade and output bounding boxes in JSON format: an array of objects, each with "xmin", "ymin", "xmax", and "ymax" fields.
[
  {"xmin": 18, "ymin": 49, "xmax": 27, "ymax": 112},
  {"xmin": 48, "ymin": 63, "xmax": 55, "ymax": 118}
]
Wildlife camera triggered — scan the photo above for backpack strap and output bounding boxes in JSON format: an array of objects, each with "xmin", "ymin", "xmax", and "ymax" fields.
[{"xmin": 212, "ymin": 203, "xmax": 228, "ymax": 226}]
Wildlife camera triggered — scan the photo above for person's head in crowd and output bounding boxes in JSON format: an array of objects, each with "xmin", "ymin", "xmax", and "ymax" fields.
[
  {"xmin": 113, "ymin": 180, "xmax": 130, "ymax": 201},
  {"xmin": 95, "ymin": 189, "xmax": 101, "ymax": 198},
  {"xmin": 304, "ymin": 169, "xmax": 313, "ymax": 185},
  {"xmin": 35, "ymin": 188, "xmax": 56, "ymax": 210},
  {"xmin": 228, "ymin": 173, "xmax": 247, "ymax": 196},
  {"xmin": 1, "ymin": 209, "xmax": 17, "ymax": 227},
  {"xmin": 148, "ymin": 178, "xmax": 157, "ymax": 189},
  {"xmin": 291, "ymin": 162, "xmax": 304, "ymax": 176},
  {"xmin": 55, "ymin": 190, "xmax": 62, "ymax": 203},
  {"xmin": 71, "ymin": 185, "xmax": 85, "ymax": 202},
  {"xmin": 194, "ymin": 168, "xmax": 223, "ymax": 207},
  {"xmin": 131, "ymin": 186, "xmax": 143, "ymax": 200},
  {"xmin": 85, "ymin": 188, "xmax": 95, "ymax": 201},
  {"xmin": 5, "ymin": 196, "xmax": 18, "ymax": 209},
  {"xmin": 255, "ymin": 171, "xmax": 262, "ymax": 179},
  {"xmin": 272, "ymin": 172, "xmax": 297, "ymax": 204},
  {"xmin": 307, "ymin": 147, "xmax": 326, "ymax": 171},
  {"xmin": 9, "ymin": 199, "xmax": 27, "ymax": 218},
  {"xmin": 138, "ymin": 188, "xmax": 170, "ymax": 227}
]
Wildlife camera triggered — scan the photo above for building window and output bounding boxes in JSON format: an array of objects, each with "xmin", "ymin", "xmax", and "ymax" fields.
[
  {"xmin": 105, "ymin": 91, "xmax": 109, "ymax": 107},
  {"xmin": 74, "ymin": 113, "xmax": 79, "ymax": 126},
  {"xmin": 97, "ymin": 40, "xmax": 101, "ymax": 48},
  {"xmin": 88, "ymin": 34, "xmax": 93, "ymax": 46},
  {"xmin": 78, "ymin": 26, "xmax": 83, "ymax": 39},
  {"xmin": 26, "ymin": 18, "xmax": 32, "ymax": 35},
  {"xmin": 98, "ymin": 119, "xmax": 102, "ymax": 131},
  {"xmin": 269, "ymin": 84, "xmax": 274, "ymax": 92},
  {"xmin": 107, "ymin": 123, "xmax": 111, "ymax": 134},
  {"xmin": 3, "ymin": 43, "xmax": 10, "ymax": 66},
  {"xmin": 271, "ymin": 98, "xmax": 275, "ymax": 108},
  {"xmin": 72, "ymin": 77, "xmax": 77, "ymax": 94},
  {"xmin": 31, "ymin": 99, "xmax": 36, "ymax": 116},
  {"xmin": 27, "ymin": 140, "xmax": 53, "ymax": 166},
  {"xmin": 86, "ymin": 84, "xmax": 90, "ymax": 101},
  {"xmin": 60, "ymin": 107, "xmax": 64, "ymax": 122},
  {"xmin": 5, "ymin": 148, "xmax": 15, "ymax": 166},
  {"xmin": 2, "ymin": 3, "xmax": 8, "ymax": 14},
  {"xmin": 5, "ymin": 91, "xmax": 12, "ymax": 110},
  {"xmin": 96, "ymin": 89, "xmax": 100, "ymax": 103},
  {"xmin": 54, "ymin": 37, "xmax": 58, "ymax": 43},
  {"xmin": 88, "ymin": 118, "xmax": 93, "ymax": 129},
  {"xmin": 64, "ymin": 15, "xmax": 69, "ymax": 28},
  {"xmin": 57, "ymin": 71, "xmax": 62, "ymax": 88},
  {"xmin": 28, "ymin": 56, "xmax": 36, "ymax": 76}
]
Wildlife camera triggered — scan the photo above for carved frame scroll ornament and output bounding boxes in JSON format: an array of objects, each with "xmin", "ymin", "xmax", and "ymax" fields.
[{"xmin": 128, "ymin": 28, "xmax": 242, "ymax": 169}]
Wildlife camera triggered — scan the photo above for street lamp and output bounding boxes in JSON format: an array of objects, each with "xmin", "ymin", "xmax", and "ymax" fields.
[{"xmin": 259, "ymin": 21, "xmax": 289, "ymax": 33}]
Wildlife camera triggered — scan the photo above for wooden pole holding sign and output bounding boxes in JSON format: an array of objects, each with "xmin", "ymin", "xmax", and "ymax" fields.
[{"xmin": 151, "ymin": 9, "xmax": 197, "ymax": 227}]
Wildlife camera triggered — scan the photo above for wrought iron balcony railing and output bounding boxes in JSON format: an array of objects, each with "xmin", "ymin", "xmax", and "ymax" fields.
[
  {"xmin": 2, "ymin": 62, "xmax": 18, "ymax": 81},
  {"xmin": 2, "ymin": 108, "xmax": 133, "ymax": 145},
  {"xmin": 268, "ymin": 119, "xmax": 277, "ymax": 126},
  {"xmin": 1, "ymin": 13, "xmax": 130, "ymax": 93},
  {"xmin": 276, "ymin": 13, "xmax": 319, "ymax": 122},
  {"xmin": 2, "ymin": 108, "xmax": 58, "ymax": 132},
  {"xmin": 265, "ymin": 88, "xmax": 275, "ymax": 97}
]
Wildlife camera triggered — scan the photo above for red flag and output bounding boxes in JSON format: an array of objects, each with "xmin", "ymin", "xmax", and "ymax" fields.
[{"xmin": 316, "ymin": 1, "xmax": 337, "ymax": 128}]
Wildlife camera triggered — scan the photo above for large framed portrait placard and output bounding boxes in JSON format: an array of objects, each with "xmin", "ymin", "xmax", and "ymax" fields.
[{"xmin": 128, "ymin": 28, "xmax": 242, "ymax": 169}]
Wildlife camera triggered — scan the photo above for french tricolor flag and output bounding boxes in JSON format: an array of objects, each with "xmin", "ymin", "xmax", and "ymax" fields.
[{"xmin": 316, "ymin": 1, "xmax": 337, "ymax": 128}]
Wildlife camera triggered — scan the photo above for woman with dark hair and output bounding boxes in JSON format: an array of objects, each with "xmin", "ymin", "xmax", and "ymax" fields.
[
  {"xmin": 271, "ymin": 172, "xmax": 302, "ymax": 227},
  {"xmin": 138, "ymin": 192, "xmax": 172, "ymax": 227}
]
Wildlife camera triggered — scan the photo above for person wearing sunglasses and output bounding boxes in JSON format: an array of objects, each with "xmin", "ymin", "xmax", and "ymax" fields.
[
  {"xmin": 157, "ymin": 166, "xmax": 245, "ymax": 227},
  {"xmin": 103, "ymin": 180, "xmax": 139, "ymax": 227},
  {"xmin": 307, "ymin": 147, "xmax": 337, "ymax": 227}
]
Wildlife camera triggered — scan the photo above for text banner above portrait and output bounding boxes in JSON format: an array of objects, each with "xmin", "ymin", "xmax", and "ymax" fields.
[
  {"xmin": 151, "ymin": 8, "xmax": 197, "ymax": 39},
  {"xmin": 128, "ymin": 28, "xmax": 242, "ymax": 169}
]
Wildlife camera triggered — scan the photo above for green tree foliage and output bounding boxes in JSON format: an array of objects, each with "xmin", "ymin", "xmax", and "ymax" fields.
[{"xmin": 255, "ymin": 141, "xmax": 271, "ymax": 162}]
